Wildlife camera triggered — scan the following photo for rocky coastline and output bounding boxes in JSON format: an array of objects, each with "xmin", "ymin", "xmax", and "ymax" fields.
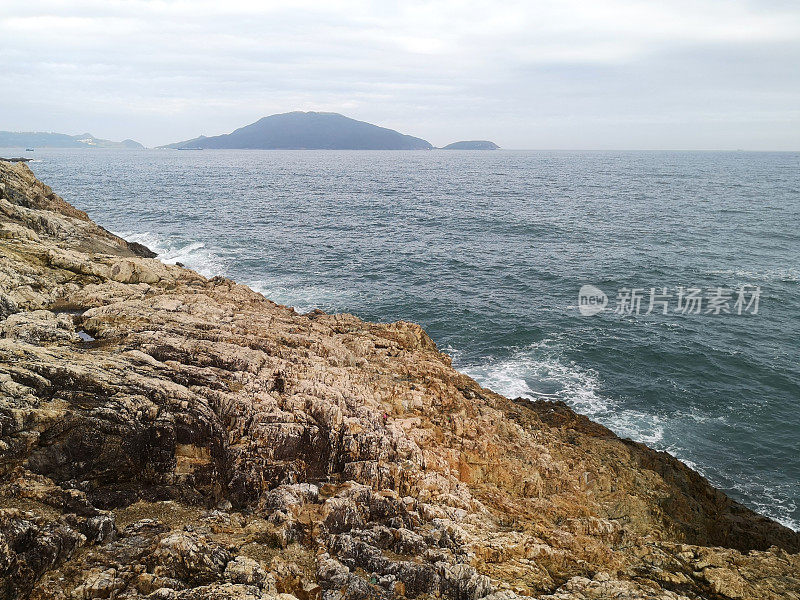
[{"xmin": 0, "ymin": 159, "xmax": 798, "ymax": 599}]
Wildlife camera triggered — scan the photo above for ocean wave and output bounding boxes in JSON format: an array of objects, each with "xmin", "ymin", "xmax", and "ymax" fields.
[
  {"xmin": 115, "ymin": 231, "xmax": 225, "ymax": 278},
  {"xmin": 248, "ymin": 275, "xmax": 359, "ymax": 314},
  {"xmin": 747, "ymin": 483, "xmax": 799, "ymax": 532},
  {"xmin": 456, "ymin": 341, "xmax": 665, "ymax": 446}
]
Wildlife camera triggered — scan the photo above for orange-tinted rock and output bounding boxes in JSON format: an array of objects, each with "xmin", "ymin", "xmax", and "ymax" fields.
[{"xmin": 1, "ymin": 159, "xmax": 798, "ymax": 599}]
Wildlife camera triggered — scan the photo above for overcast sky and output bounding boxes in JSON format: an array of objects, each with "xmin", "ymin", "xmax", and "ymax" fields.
[{"xmin": 2, "ymin": 0, "xmax": 799, "ymax": 149}]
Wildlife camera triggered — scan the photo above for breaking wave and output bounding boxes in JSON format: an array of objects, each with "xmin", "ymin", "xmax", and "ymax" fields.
[{"xmin": 116, "ymin": 231, "xmax": 226, "ymax": 278}]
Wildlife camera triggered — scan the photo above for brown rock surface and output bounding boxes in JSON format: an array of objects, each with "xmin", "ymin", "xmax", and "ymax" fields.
[{"xmin": 0, "ymin": 159, "xmax": 798, "ymax": 599}]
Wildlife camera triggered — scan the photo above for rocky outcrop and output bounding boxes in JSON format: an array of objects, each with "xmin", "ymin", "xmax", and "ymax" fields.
[{"xmin": 0, "ymin": 159, "xmax": 798, "ymax": 600}]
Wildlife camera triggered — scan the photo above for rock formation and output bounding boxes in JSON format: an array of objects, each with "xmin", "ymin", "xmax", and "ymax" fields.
[{"xmin": 0, "ymin": 159, "xmax": 798, "ymax": 599}]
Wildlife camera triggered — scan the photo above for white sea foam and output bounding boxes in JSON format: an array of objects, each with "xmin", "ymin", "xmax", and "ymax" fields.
[
  {"xmin": 750, "ymin": 486, "xmax": 799, "ymax": 531},
  {"xmin": 248, "ymin": 276, "xmax": 358, "ymax": 314},
  {"xmin": 116, "ymin": 231, "xmax": 225, "ymax": 278},
  {"xmin": 458, "ymin": 342, "xmax": 665, "ymax": 445}
]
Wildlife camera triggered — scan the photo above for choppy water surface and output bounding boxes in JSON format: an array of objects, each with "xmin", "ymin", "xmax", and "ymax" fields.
[{"xmin": 16, "ymin": 148, "xmax": 800, "ymax": 529}]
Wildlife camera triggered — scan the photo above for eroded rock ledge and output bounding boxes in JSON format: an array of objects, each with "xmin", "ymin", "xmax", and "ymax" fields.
[{"xmin": 0, "ymin": 160, "xmax": 798, "ymax": 600}]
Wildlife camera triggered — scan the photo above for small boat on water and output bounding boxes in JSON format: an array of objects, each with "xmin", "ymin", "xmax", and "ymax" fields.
[{"xmin": 25, "ymin": 148, "xmax": 34, "ymax": 152}]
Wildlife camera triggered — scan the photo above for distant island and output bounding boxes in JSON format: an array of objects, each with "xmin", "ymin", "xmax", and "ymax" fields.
[
  {"xmin": 0, "ymin": 131, "xmax": 144, "ymax": 149},
  {"xmin": 3, "ymin": 117, "xmax": 499, "ymax": 152},
  {"xmin": 441, "ymin": 140, "xmax": 499, "ymax": 150},
  {"xmin": 161, "ymin": 111, "xmax": 433, "ymax": 150}
]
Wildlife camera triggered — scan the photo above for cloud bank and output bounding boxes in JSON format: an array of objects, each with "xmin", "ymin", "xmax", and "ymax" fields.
[{"xmin": 1, "ymin": 0, "xmax": 799, "ymax": 149}]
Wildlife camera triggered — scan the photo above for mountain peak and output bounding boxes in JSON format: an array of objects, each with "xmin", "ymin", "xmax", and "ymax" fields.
[{"xmin": 162, "ymin": 112, "xmax": 433, "ymax": 150}]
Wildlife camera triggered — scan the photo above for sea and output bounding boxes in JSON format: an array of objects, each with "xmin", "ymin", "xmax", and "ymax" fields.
[{"xmin": 10, "ymin": 147, "xmax": 799, "ymax": 530}]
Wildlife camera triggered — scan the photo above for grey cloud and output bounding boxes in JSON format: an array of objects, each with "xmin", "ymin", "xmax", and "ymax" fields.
[{"xmin": 1, "ymin": 0, "xmax": 798, "ymax": 149}]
